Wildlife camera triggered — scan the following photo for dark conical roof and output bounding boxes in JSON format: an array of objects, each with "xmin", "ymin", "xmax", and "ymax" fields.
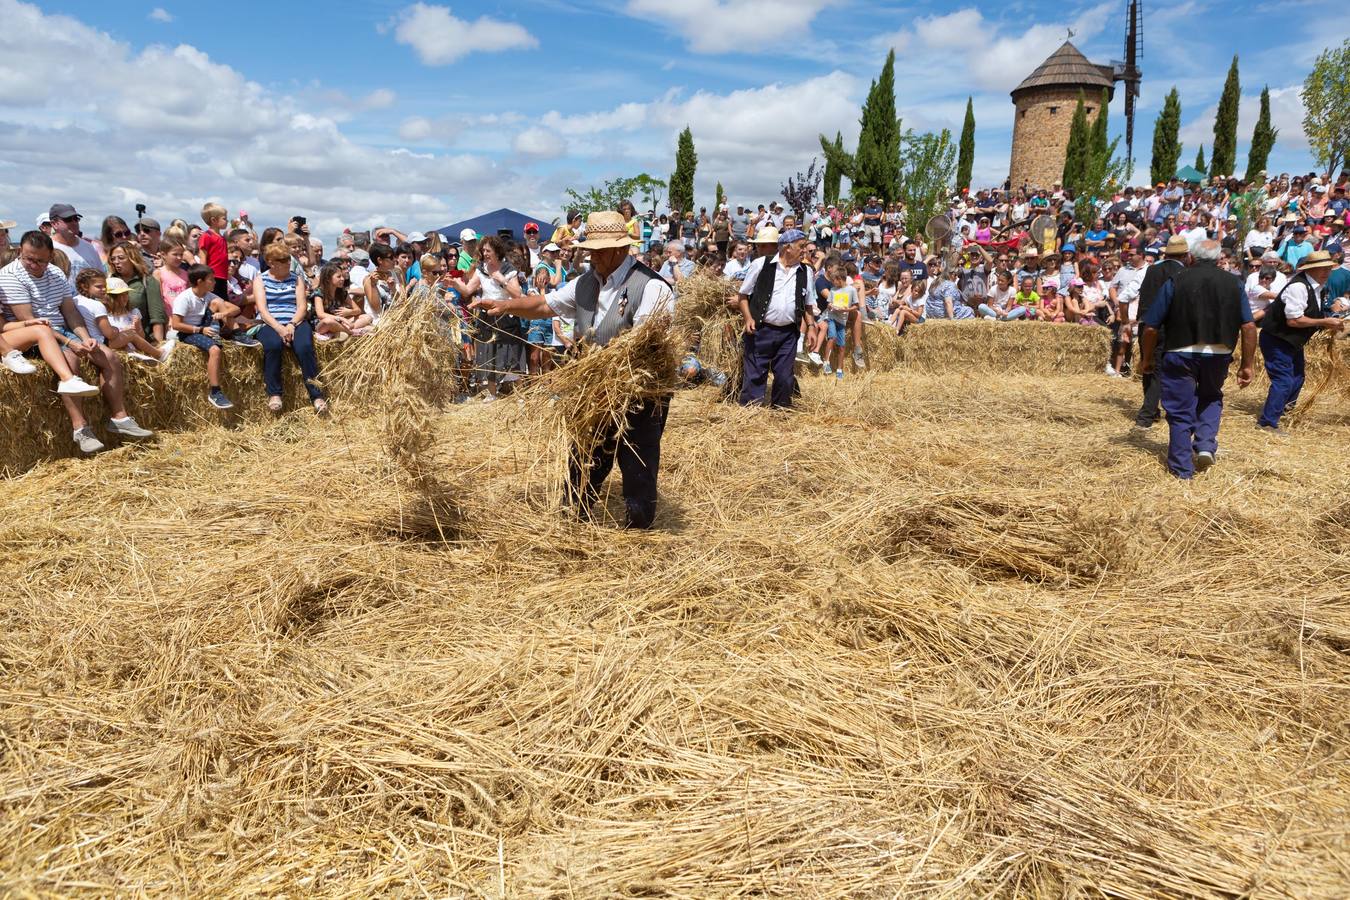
[{"xmin": 1011, "ymin": 41, "xmax": 1116, "ymax": 100}]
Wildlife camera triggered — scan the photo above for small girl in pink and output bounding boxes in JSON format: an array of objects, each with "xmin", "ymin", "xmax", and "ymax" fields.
[{"xmin": 154, "ymin": 239, "xmax": 190, "ymax": 310}]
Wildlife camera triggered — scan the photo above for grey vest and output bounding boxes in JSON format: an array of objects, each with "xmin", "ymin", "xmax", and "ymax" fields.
[{"xmin": 573, "ymin": 261, "xmax": 668, "ymax": 347}]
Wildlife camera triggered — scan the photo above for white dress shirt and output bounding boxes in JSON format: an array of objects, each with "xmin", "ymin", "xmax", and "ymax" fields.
[
  {"xmin": 1279, "ymin": 279, "xmax": 1323, "ymax": 320},
  {"xmin": 737, "ymin": 254, "xmax": 815, "ymax": 326},
  {"xmin": 545, "ymin": 255, "xmax": 674, "ymax": 330}
]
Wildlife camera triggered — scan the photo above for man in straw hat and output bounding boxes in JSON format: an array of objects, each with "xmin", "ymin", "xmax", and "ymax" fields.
[
  {"xmin": 1137, "ymin": 240, "xmax": 1257, "ymax": 478},
  {"xmin": 1132, "ymin": 235, "xmax": 1191, "ymax": 429},
  {"xmin": 1255, "ymin": 249, "xmax": 1345, "ymax": 434},
  {"xmin": 736, "ymin": 228, "xmax": 813, "ymax": 408},
  {"xmin": 472, "ymin": 210, "xmax": 674, "ymax": 529}
]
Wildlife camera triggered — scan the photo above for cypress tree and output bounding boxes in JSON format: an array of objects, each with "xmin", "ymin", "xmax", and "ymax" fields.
[
  {"xmin": 1211, "ymin": 55, "xmax": 1240, "ymax": 177},
  {"xmin": 853, "ymin": 49, "xmax": 901, "ymax": 201},
  {"xmin": 715, "ymin": 181, "xmax": 725, "ymax": 211},
  {"xmin": 1195, "ymin": 144, "xmax": 1206, "ymax": 173},
  {"xmin": 1150, "ymin": 87, "xmax": 1183, "ymax": 185},
  {"xmin": 1088, "ymin": 88, "xmax": 1110, "ymax": 166},
  {"xmin": 1062, "ymin": 92, "xmax": 1089, "ymax": 189},
  {"xmin": 823, "ymin": 131, "xmax": 844, "ymax": 205},
  {"xmin": 956, "ymin": 97, "xmax": 976, "ymax": 191},
  {"xmin": 1244, "ymin": 86, "xmax": 1278, "ymax": 183},
  {"xmin": 669, "ymin": 126, "xmax": 697, "ymax": 215}
]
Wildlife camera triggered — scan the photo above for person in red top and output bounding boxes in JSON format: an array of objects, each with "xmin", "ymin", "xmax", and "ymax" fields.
[{"xmin": 198, "ymin": 202, "xmax": 230, "ymax": 298}]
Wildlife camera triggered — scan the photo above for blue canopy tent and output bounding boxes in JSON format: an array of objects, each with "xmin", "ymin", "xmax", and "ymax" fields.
[{"xmin": 432, "ymin": 208, "xmax": 550, "ymax": 244}]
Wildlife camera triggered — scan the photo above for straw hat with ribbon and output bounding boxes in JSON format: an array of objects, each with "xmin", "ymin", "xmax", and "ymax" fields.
[
  {"xmin": 575, "ymin": 211, "xmax": 638, "ymax": 250},
  {"xmin": 1296, "ymin": 250, "xmax": 1337, "ymax": 273},
  {"xmin": 1164, "ymin": 235, "xmax": 1190, "ymax": 256}
]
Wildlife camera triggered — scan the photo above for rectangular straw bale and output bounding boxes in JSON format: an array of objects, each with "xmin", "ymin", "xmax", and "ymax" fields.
[{"xmin": 896, "ymin": 320, "xmax": 1110, "ymax": 375}]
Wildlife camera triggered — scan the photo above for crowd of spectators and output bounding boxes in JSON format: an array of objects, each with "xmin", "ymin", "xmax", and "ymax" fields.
[{"xmin": 2, "ymin": 170, "xmax": 1348, "ymax": 454}]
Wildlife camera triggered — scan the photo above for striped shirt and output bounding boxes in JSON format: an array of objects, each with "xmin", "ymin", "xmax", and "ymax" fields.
[
  {"xmin": 0, "ymin": 259, "xmax": 73, "ymax": 324},
  {"xmin": 260, "ymin": 270, "xmax": 299, "ymax": 323}
]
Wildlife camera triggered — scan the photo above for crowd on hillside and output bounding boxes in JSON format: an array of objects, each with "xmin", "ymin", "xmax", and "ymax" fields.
[{"xmin": 1, "ymin": 169, "xmax": 1348, "ymax": 455}]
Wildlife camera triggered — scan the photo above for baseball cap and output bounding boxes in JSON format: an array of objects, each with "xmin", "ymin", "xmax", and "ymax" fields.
[
  {"xmin": 543, "ymin": 242, "xmax": 560, "ymax": 252},
  {"xmin": 406, "ymin": 231, "xmax": 427, "ymax": 243},
  {"xmin": 104, "ymin": 276, "xmax": 130, "ymax": 294},
  {"xmin": 524, "ymin": 222, "xmax": 540, "ymax": 233},
  {"xmin": 1293, "ymin": 224, "xmax": 1308, "ymax": 233},
  {"xmin": 1326, "ymin": 242, "xmax": 1344, "ymax": 255},
  {"xmin": 49, "ymin": 203, "xmax": 81, "ymax": 220},
  {"xmin": 459, "ymin": 228, "xmax": 478, "ymax": 242},
  {"xmin": 136, "ymin": 218, "xmax": 161, "ymax": 232},
  {"xmin": 35, "ymin": 213, "xmax": 50, "ymax": 227},
  {"xmin": 1061, "ymin": 243, "xmax": 1077, "ymax": 253}
]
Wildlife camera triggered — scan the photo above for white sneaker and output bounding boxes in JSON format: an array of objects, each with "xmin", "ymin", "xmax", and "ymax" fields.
[
  {"xmin": 57, "ymin": 376, "xmax": 100, "ymax": 397},
  {"xmin": 808, "ymin": 351, "xmax": 823, "ymax": 366},
  {"xmin": 1104, "ymin": 364, "xmax": 1119, "ymax": 377},
  {"xmin": 158, "ymin": 340, "xmax": 177, "ymax": 362},
  {"xmin": 2, "ymin": 350, "xmax": 37, "ymax": 374},
  {"xmin": 128, "ymin": 351, "xmax": 160, "ymax": 365},
  {"xmin": 72, "ymin": 426, "xmax": 104, "ymax": 454}
]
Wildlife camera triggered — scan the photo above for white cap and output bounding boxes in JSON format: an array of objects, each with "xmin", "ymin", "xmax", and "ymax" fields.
[
  {"xmin": 36, "ymin": 213, "xmax": 50, "ymax": 227},
  {"xmin": 543, "ymin": 242, "xmax": 560, "ymax": 252},
  {"xmin": 459, "ymin": 228, "xmax": 477, "ymax": 242},
  {"xmin": 407, "ymin": 231, "xmax": 427, "ymax": 243}
]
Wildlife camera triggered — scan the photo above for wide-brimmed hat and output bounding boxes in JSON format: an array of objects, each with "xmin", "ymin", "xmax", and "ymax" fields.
[
  {"xmin": 1296, "ymin": 250, "xmax": 1337, "ymax": 272},
  {"xmin": 751, "ymin": 226, "xmax": 781, "ymax": 245},
  {"xmin": 575, "ymin": 211, "xmax": 637, "ymax": 249},
  {"xmin": 0, "ymin": 218, "xmax": 15, "ymax": 230},
  {"xmin": 1164, "ymin": 235, "xmax": 1190, "ymax": 256}
]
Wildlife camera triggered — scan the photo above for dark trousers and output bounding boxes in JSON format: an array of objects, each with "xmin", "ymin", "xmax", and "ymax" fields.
[
  {"xmin": 1159, "ymin": 351, "xmax": 1231, "ymax": 478},
  {"xmin": 566, "ymin": 398, "xmax": 669, "ymax": 529},
  {"xmin": 1258, "ymin": 331, "xmax": 1305, "ymax": 428},
  {"xmin": 257, "ymin": 321, "xmax": 322, "ymax": 400},
  {"xmin": 739, "ymin": 322, "xmax": 798, "ymax": 408},
  {"xmin": 1136, "ymin": 328, "xmax": 1165, "ymax": 426}
]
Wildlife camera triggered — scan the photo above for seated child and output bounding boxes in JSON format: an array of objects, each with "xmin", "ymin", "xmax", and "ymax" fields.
[{"xmin": 170, "ymin": 264, "xmax": 239, "ymax": 410}]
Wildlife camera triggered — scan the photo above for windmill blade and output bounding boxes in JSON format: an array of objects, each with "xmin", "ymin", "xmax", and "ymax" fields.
[{"xmin": 1122, "ymin": 0, "xmax": 1143, "ymax": 178}]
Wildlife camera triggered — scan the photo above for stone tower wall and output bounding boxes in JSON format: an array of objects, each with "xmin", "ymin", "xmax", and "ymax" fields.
[{"xmin": 1009, "ymin": 88, "xmax": 1105, "ymax": 192}]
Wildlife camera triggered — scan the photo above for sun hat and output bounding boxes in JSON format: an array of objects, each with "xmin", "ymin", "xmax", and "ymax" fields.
[
  {"xmin": 1061, "ymin": 243, "xmax": 1077, "ymax": 253},
  {"xmin": 0, "ymin": 218, "xmax": 15, "ymax": 230},
  {"xmin": 459, "ymin": 228, "xmax": 479, "ymax": 243},
  {"xmin": 406, "ymin": 231, "xmax": 427, "ymax": 243},
  {"xmin": 1164, "ymin": 235, "xmax": 1191, "ymax": 256},
  {"xmin": 574, "ymin": 211, "xmax": 637, "ymax": 249},
  {"xmin": 104, "ymin": 276, "xmax": 130, "ymax": 294},
  {"xmin": 751, "ymin": 226, "xmax": 780, "ymax": 245},
  {"xmin": 1296, "ymin": 250, "xmax": 1337, "ymax": 272}
]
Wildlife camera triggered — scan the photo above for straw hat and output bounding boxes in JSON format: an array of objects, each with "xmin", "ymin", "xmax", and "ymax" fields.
[
  {"xmin": 0, "ymin": 218, "xmax": 16, "ymax": 230},
  {"xmin": 751, "ymin": 226, "xmax": 781, "ymax": 245},
  {"xmin": 1296, "ymin": 250, "xmax": 1336, "ymax": 273},
  {"xmin": 575, "ymin": 211, "xmax": 637, "ymax": 249},
  {"xmin": 1164, "ymin": 235, "xmax": 1190, "ymax": 256}
]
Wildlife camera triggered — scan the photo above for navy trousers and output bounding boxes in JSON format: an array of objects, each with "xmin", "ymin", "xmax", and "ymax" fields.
[
  {"xmin": 1136, "ymin": 328, "xmax": 1165, "ymax": 426},
  {"xmin": 1159, "ymin": 351, "xmax": 1230, "ymax": 478},
  {"xmin": 258, "ymin": 321, "xmax": 323, "ymax": 400},
  {"xmin": 739, "ymin": 322, "xmax": 798, "ymax": 408},
  {"xmin": 566, "ymin": 398, "xmax": 669, "ymax": 529},
  {"xmin": 1258, "ymin": 331, "xmax": 1305, "ymax": 428}
]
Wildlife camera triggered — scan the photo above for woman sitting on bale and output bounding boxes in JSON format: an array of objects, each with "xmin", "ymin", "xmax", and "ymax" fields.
[{"xmin": 253, "ymin": 242, "xmax": 327, "ymax": 415}]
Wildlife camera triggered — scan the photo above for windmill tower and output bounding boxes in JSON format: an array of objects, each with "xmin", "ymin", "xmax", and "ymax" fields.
[{"xmin": 1008, "ymin": 1, "xmax": 1144, "ymax": 191}]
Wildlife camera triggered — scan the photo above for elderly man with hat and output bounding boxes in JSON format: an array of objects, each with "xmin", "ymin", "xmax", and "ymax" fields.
[
  {"xmin": 1256, "ymin": 250, "xmax": 1346, "ymax": 433},
  {"xmin": 736, "ymin": 228, "xmax": 813, "ymax": 408},
  {"xmin": 1138, "ymin": 240, "xmax": 1257, "ymax": 478},
  {"xmin": 472, "ymin": 211, "xmax": 674, "ymax": 529},
  {"xmin": 1131, "ymin": 235, "xmax": 1192, "ymax": 428}
]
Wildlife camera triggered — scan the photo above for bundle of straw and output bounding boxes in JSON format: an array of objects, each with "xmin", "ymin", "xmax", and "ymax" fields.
[
  {"xmin": 517, "ymin": 313, "xmax": 682, "ymax": 506},
  {"xmin": 1285, "ymin": 332, "xmax": 1350, "ymax": 427}
]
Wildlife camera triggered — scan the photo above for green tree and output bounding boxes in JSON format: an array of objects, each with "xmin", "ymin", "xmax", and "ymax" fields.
[
  {"xmin": 1211, "ymin": 55, "xmax": 1240, "ymax": 177},
  {"xmin": 1302, "ymin": 39, "xmax": 1350, "ymax": 179},
  {"xmin": 564, "ymin": 173, "xmax": 666, "ymax": 215},
  {"xmin": 1195, "ymin": 144, "xmax": 1206, "ymax": 173},
  {"xmin": 1062, "ymin": 92, "xmax": 1090, "ymax": 189},
  {"xmin": 1244, "ymin": 86, "xmax": 1278, "ymax": 183},
  {"xmin": 714, "ymin": 181, "xmax": 725, "ymax": 211},
  {"xmin": 898, "ymin": 128, "xmax": 957, "ymax": 238},
  {"xmin": 956, "ymin": 97, "xmax": 975, "ymax": 192},
  {"xmin": 851, "ymin": 49, "xmax": 901, "ymax": 201},
  {"xmin": 821, "ymin": 131, "xmax": 845, "ymax": 205},
  {"xmin": 668, "ymin": 126, "xmax": 698, "ymax": 214},
  {"xmin": 1150, "ymin": 87, "xmax": 1183, "ymax": 185}
]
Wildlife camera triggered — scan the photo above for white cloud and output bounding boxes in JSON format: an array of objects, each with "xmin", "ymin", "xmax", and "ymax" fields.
[
  {"xmin": 149, "ymin": 7, "xmax": 172, "ymax": 23},
  {"xmin": 358, "ymin": 88, "xmax": 396, "ymax": 111},
  {"xmin": 1177, "ymin": 85, "xmax": 1308, "ymax": 176},
  {"xmin": 386, "ymin": 3, "xmax": 536, "ymax": 66},
  {"xmin": 626, "ymin": 0, "xmax": 838, "ymax": 54},
  {"xmin": 513, "ymin": 127, "xmax": 567, "ymax": 159}
]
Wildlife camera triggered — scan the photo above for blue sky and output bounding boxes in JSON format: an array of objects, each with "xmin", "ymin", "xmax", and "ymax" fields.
[{"xmin": 0, "ymin": 0, "xmax": 1342, "ymax": 244}]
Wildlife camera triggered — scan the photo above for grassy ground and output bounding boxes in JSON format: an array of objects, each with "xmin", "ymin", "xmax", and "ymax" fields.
[{"xmin": 2, "ymin": 369, "xmax": 1348, "ymax": 897}]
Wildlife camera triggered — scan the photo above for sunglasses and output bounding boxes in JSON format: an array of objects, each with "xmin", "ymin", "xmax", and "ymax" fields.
[{"xmin": 112, "ymin": 230, "xmax": 132, "ymax": 239}]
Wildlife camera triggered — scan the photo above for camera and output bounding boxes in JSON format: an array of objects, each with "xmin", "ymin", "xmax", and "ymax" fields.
[
  {"xmin": 292, "ymin": 216, "xmax": 307, "ymax": 227},
  {"xmin": 135, "ymin": 203, "xmax": 147, "ymax": 217}
]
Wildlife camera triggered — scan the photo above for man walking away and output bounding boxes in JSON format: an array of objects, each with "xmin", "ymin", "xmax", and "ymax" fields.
[
  {"xmin": 1138, "ymin": 240, "xmax": 1256, "ymax": 479},
  {"xmin": 1133, "ymin": 235, "xmax": 1189, "ymax": 429}
]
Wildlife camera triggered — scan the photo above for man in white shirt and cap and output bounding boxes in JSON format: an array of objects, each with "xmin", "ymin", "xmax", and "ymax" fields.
[
  {"xmin": 736, "ymin": 228, "xmax": 814, "ymax": 408},
  {"xmin": 473, "ymin": 211, "xmax": 674, "ymax": 529}
]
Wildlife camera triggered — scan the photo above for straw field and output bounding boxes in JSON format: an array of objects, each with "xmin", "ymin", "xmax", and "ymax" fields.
[{"xmin": 2, "ymin": 321, "xmax": 1349, "ymax": 896}]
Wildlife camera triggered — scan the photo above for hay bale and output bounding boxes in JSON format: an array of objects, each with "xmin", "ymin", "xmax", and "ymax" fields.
[{"xmin": 897, "ymin": 319, "xmax": 1110, "ymax": 375}]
